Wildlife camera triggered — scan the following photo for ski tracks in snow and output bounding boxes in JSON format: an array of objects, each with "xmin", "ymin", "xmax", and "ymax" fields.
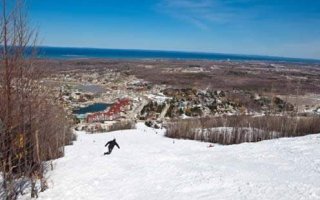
[{"xmin": 32, "ymin": 124, "xmax": 320, "ymax": 200}]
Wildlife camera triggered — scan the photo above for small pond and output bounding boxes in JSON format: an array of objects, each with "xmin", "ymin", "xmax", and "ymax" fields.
[
  {"xmin": 77, "ymin": 84, "xmax": 106, "ymax": 95},
  {"xmin": 73, "ymin": 103, "xmax": 111, "ymax": 115}
]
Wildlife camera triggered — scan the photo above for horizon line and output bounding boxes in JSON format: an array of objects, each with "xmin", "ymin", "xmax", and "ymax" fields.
[{"xmin": 36, "ymin": 45, "xmax": 320, "ymax": 62}]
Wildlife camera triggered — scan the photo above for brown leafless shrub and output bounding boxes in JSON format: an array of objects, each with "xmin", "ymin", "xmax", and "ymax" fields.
[
  {"xmin": 165, "ymin": 115, "xmax": 320, "ymax": 145},
  {"xmin": 108, "ymin": 120, "xmax": 136, "ymax": 132}
]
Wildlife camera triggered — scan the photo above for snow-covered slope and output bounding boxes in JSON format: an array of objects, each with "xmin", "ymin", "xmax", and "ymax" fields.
[{"xmin": 36, "ymin": 123, "xmax": 320, "ymax": 200}]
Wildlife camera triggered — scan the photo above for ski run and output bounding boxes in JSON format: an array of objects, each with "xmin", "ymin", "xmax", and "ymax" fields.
[{"xmin": 23, "ymin": 123, "xmax": 320, "ymax": 200}]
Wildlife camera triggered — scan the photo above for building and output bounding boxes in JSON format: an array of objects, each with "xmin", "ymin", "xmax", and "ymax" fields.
[{"xmin": 86, "ymin": 98, "xmax": 132, "ymax": 123}]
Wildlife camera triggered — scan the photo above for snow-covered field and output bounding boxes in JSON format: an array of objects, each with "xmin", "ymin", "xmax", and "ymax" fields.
[{"xmin": 34, "ymin": 123, "xmax": 320, "ymax": 200}]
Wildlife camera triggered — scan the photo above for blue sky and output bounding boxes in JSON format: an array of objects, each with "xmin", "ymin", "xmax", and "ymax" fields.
[{"xmin": 29, "ymin": 0, "xmax": 320, "ymax": 59}]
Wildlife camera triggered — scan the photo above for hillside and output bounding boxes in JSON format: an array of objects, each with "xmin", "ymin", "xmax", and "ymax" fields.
[{"xmin": 31, "ymin": 123, "xmax": 320, "ymax": 200}]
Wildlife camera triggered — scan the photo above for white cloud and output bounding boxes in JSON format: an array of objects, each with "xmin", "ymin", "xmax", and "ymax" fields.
[{"xmin": 158, "ymin": 0, "xmax": 244, "ymax": 29}]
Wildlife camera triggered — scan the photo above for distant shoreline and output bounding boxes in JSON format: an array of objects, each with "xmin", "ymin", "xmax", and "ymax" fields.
[{"xmin": 35, "ymin": 46, "xmax": 320, "ymax": 64}]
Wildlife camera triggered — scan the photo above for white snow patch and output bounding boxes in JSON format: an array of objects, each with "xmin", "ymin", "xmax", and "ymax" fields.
[
  {"xmin": 27, "ymin": 123, "xmax": 320, "ymax": 200},
  {"xmin": 147, "ymin": 94, "xmax": 171, "ymax": 103}
]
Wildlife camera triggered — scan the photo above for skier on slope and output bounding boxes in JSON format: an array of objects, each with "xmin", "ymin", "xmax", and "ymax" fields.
[{"xmin": 104, "ymin": 139, "xmax": 120, "ymax": 155}]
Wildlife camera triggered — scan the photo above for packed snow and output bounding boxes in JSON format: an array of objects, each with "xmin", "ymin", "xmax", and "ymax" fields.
[{"xmin": 29, "ymin": 123, "xmax": 320, "ymax": 200}]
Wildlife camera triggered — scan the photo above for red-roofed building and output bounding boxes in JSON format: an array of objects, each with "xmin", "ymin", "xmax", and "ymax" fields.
[{"xmin": 86, "ymin": 98, "xmax": 132, "ymax": 123}]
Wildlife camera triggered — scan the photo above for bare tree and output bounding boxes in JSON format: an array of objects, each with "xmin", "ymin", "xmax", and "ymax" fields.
[
  {"xmin": 0, "ymin": 0, "xmax": 40, "ymax": 198},
  {"xmin": 0, "ymin": 1, "xmax": 74, "ymax": 199}
]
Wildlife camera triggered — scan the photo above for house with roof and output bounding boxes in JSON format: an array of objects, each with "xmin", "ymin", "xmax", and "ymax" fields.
[{"xmin": 86, "ymin": 98, "xmax": 132, "ymax": 123}]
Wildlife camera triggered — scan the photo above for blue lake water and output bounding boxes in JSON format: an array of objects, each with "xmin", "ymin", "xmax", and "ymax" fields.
[
  {"xmin": 37, "ymin": 47, "xmax": 320, "ymax": 64},
  {"xmin": 73, "ymin": 103, "xmax": 110, "ymax": 115}
]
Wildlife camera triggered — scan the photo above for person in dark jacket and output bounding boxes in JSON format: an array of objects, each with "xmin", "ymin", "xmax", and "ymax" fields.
[{"xmin": 104, "ymin": 139, "xmax": 120, "ymax": 155}]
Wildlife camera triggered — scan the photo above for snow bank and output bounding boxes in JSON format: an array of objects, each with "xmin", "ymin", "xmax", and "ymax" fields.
[{"xmin": 30, "ymin": 123, "xmax": 320, "ymax": 200}]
